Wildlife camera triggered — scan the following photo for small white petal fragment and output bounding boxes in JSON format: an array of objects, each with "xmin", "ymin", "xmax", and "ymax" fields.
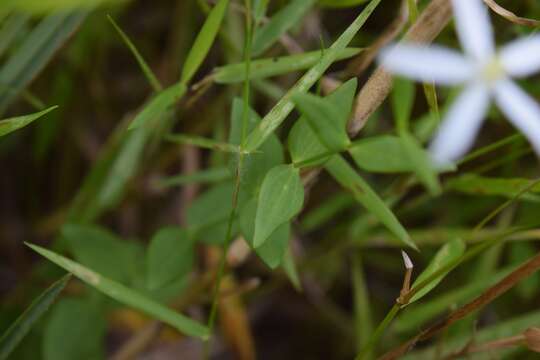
[
  {"xmin": 494, "ymin": 80, "xmax": 540, "ymax": 156},
  {"xmin": 452, "ymin": 0, "xmax": 494, "ymax": 61},
  {"xmin": 429, "ymin": 83, "xmax": 490, "ymax": 165},
  {"xmin": 401, "ymin": 250, "xmax": 414, "ymax": 269},
  {"xmin": 500, "ymin": 35, "xmax": 540, "ymax": 78},
  {"xmin": 379, "ymin": 44, "xmax": 473, "ymax": 85}
]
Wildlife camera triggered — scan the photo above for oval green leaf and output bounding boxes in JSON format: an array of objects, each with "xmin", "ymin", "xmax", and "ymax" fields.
[
  {"xmin": 146, "ymin": 227, "xmax": 194, "ymax": 290},
  {"xmin": 254, "ymin": 165, "xmax": 304, "ymax": 248},
  {"xmin": 292, "ymin": 92, "xmax": 351, "ymax": 152}
]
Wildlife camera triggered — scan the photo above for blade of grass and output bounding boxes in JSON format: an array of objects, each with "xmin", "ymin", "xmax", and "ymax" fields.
[
  {"xmin": 244, "ymin": 0, "xmax": 382, "ymax": 153},
  {"xmin": 128, "ymin": 83, "xmax": 186, "ymax": 130},
  {"xmin": 213, "ymin": 48, "xmax": 361, "ymax": 84},
  {"xmin": 107, "ymin": 15, "xmax": 162, "ymax": 92},
  {"xmin": 251, "ymin": 0, "xmax": 315, "ymax": 56},
  {"xmin": 0, "ymin": 106, "xmax": 57, "ymax": 137},
  {"xmin": 165, "ymin": 133, "xmax": 242, "ymax": 153},
  {"xmin": 0, "ymin": 13, "xmax": 29, "ymax": 59},
  {"xmin": 26, "ymin": 243, "xmax": 209, "ymax": 339},
  {"xmin": 0, "ymin": 11, "xmax": 86, "ymax": 114},
  {"xmin": 0, "ymin": 274, "xmax": 70, "ymax": 360},
  {"xmin": 325, "ymin": 155, "xmax": 415, "ymax": 249},
  {"xmin": 180, "ymin": 0, "xmax": 229, "ymax": 85}
]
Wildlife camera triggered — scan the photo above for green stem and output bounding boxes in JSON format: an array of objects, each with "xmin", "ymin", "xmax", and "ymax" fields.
[
  {"xmin": 356, "ymin": 304, "xmax": 400, "ymax": 360},
  {"xmin": 204, "ymin": 0, "xmax": 253, "ymax": 356}
]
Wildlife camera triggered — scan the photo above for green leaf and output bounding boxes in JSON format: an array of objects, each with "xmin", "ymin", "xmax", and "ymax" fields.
[
  {"xmin": 0, "ymin": 275, "xmax": 70, "ymax": 360},
  {"xmin": 229, "ymin": 98, "xmax": 284, "ymax": 197},
  {"xmin": 282, "ymin": 246, "xmax": 302, "ymax": 291},
  {"xmin": 254, "ymin": 165, "xmax": 304, "ymax": 247},
  {"xmin": 213, "ymin": 48, "xmax": 361, "ymax": 84},
  {"xmin": 0, "ymin": 12, "xmax": 86, "ymax": 113},
  {"xmin": 180, "ymin": 0, "xmax": 229, "ymax": 84},
  {"xmin": 349, "ymin": 135, "xmax": 414, "ymax": 173},
  {"xmin": 146, "ymin": 227, "xmax": 194, "ymax": 290},
  {"xmin": 252, "ymin": 0, "xmax": 315, "ymax": 56},
  {"xmin": 187, "ymin": 182, "xmax": 235, "ymax": 232},
  {"xmin": 400, "ymin": 132, "xmax": 442, "ymax": 195},
  {"xmin": 244, "ymin": 0, "xmax": 382, "ymax": 152},
  {"xmin": 391, "ymin": 77, "xmax": 415, "ymax": 133},
  {"xmin": 166, "ymin": 133, "xmax": 241, "ymax": 153},
  {"xmin": 128, "ymin": 82, "xmax": 186, "ymax": 129},
  {"xmin": 26, "ymin": 243, "xmax": 210, "ymax": 339},
  {"xmin": 0, "ymin": 14, "xmax": 29, "ymax": 59},
  {"xmin": 324, "ymin": 155, "xmax": 415, "ymax": 249},
  {"xmin": 43, "ymin": 298, "xmax": 106, "ymax": 360},
  {"xmin": 349, "ymin": 135, "xmax": 454, "ymax": 175},
  {"xmin": 67, "ymin": 125, "xmax": 150, "ymax": 223},
  {"xmin": 240, "ymin": 197, "xmax": 289, "ymax": 268},
  {"xmin": 62, "ymin": 224, "xmax": 142, "ymax": 283},
  {"xmin": 447, "ymin": 174, "xmax": 540, "ymax": 202},
  {"xmin": 107, "ymin": 15, "xmax": 162, "ymax": 92},
  {"xmin": 409, "ymin": 238, "xmax": 466, "ymax": 304},
  {"xmin": 292, "ymin": 92, "xmax": 351, "ymax": 152},
  {"xmin": 289, "ymin": 78, "xmax": 357, "ymax": 166},
  {"xmin": 0, "ymin": 106, "xmax": 57, "ymax": 137},
  {"xmin": 253, "ymin": 0, "xmax": 270, "ymax": 23}
]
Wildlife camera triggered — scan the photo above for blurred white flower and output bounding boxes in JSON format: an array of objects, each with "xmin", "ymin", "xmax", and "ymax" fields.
[{"xmin": 379, "ymin": 0, "xmax": 540, "ymax": 165}]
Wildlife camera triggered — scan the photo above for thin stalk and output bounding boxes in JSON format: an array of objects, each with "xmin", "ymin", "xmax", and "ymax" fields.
[
  {"xmin": 205, "ymin": 0, "xmax": 253, "ymax": 356},
  {"xmin": 355, "ymin": 304, "xmax": 400, "ymax": 360}
]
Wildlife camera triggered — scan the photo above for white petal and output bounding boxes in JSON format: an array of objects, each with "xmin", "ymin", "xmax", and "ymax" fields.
[
  {"xmin": 379, "ymin": 44, "xmax": 473, "ymax": 85},
  {"xmin": 494, "ymin": 80, "xmax": 540, "ymax": 156},
  {"xmin": 500, "ymin": 35, "xmax": 540, "ymax": 78},
  {"xmin": 452, "ymin": 0, "xmax": 495, "ymax": 61},
  {"xmin": 429, "ymin": 83, "xmax": 490, "ymax": 165}
]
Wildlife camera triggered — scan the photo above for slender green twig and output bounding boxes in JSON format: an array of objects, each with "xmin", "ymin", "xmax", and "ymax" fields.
[{"xmin": 205, "ymin": 0, "xmax": 253, "ymax": 356}]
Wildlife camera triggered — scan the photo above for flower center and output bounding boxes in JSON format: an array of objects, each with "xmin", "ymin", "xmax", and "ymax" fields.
[{"xmin": 480, "ymin": 57, "xmax": 504, "ymax": 84}]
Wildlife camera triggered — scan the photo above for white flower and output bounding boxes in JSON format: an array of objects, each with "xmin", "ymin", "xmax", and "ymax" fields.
[{"xmin": 379, "ymin": 0, "xmax": 540, "ymax": 165}]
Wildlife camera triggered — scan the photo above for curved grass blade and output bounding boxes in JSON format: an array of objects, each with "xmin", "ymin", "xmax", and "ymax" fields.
[
  {"xmin": 244, "ymin": 0, "xmax": 382, "ymax": 152},
  {"xmin": 26, "ymin": 243, "xmax": 210, "ymax": 339},
  {"xmin": 325, "ymin": 155, "xmax": 416, "ymax": 249},
  {"xmin": 213, "ymin": 48, "xmax": 361, "ymax": 84},
  {"xmin": 0, "ymin": 105, "xmax": 57, "ymax": 137},
  {"xmin": 0, "ymin": 12, "xmax": 86, "ymax": 114},
  {"xmin": 251, "ymin": 0, "xmax": 315, "ymax": 56},
  {"xmin": 0, "ymin": 274, "xmax": 70, "ymax": 360},
  {"xmin": 407, "ymin": 238, "xmax": 466, "ymax": 304},
  {"xmin": 166, "ymin": 133, "xmax": 241, "ymax": 153},
  {"xmin": 0, "ymin": 13, "xmax": 29, "ymax": 59},
  {"xmin": 128, "ymin": 83, "xmax": 186, "ymax": 130},
  {"xmin": 107, "ymin": 15, "xmax": 162, "ymax": 92},
  {"xmin": 180, "ymin": 0, "xmax": 229, "ymax": 85}
]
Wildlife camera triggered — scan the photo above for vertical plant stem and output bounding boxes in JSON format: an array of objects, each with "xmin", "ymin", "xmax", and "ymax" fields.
[
  {"xmin": 356, "ymin": 304, "xmax": 400, "ymax": 360},
  {"xmin": 205, "ymin": 0, "xmax": 253, "ymax": 356}
]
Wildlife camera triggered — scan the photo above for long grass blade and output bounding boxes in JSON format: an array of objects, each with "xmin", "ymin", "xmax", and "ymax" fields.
[{"xmin": 0, "ymin": 274, "xmax": 70, "ymax": 360}]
